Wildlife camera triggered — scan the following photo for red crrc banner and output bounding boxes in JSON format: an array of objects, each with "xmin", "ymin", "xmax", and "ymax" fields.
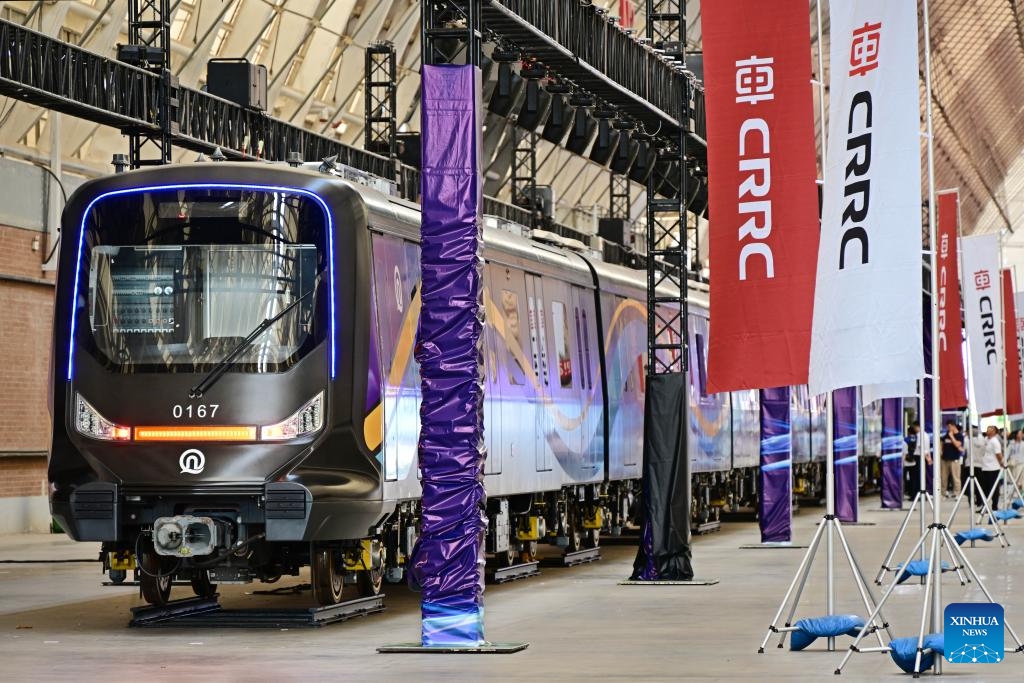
[
  {"xmin": 1002, "ymin": 269, "xmax": 1023, "ymax": 415},
  {"xmin": 937, "ymin": 190, "xmax": 968, "ymax": 409},
  {"xmin": 703, "ymin": 0, "xmax": 820, "ymax": 393}
]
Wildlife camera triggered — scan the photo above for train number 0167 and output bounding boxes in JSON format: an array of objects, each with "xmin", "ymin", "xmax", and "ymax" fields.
[{"xmin": 172, "ymin": 404, "xmax": 220, "ymax": 419}]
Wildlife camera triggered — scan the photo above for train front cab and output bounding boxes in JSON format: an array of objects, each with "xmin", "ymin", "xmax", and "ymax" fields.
[{"xmin": 48, "ymin": 164, "xmax": 387, "ymax": 605}]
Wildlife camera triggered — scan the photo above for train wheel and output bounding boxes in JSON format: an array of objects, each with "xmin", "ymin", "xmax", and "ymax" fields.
[
  {"xmin": 566, "ymin": 508, "xmax": 583, "ymax": 553},
  {"xmin": 496, "ymin": 545, "xmax": 517, "ymax": 567},
  {"xmin": 311, "ymin": 546, "xmax": 345, "ymax": 606},
  {"xmin": 139, "ymin": 549, "xmax": 172, "ymax": 606},
  {"xmin": 190, "ymin": 569, "xmax": 217, "ymax": 598},
  {"xmin": 519, "ymin": 541, "xmax": 538, "ymax": 564},
  {"xmin": 356, "ymin": 546, "xmax": 385, "ymax": 598},
  {"xmin": 108, "ymin": 569, "xmax": 127, "ymax": 584},
  {"xmin": 584, "ymin": 528, "xmax": 601, "ymax": 549}
]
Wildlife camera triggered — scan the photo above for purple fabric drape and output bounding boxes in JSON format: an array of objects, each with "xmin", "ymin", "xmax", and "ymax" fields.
[
  {"xmin": 759, "ymin": 387, "xmax": 792, "ymax": 542},
  {"xmin": 411, "ymin": 64, "xmax": 486, "ymax": 647},
  {"xmin": 880, "ymin": 398, "xmax": 904, "ymax": 509},
  {"xmin": 833, "ymin": 386, "xmax": 859, "ymax": 522}
]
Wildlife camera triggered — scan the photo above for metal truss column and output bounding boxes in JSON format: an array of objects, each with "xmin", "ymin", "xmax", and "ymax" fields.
[
  {"xmin": 610, "ymin": 173, "xmax": 631, "ymax": 219},
  {"xmin": 646, "ymin": 0, "xmax": 686, "ymax": 61},
  {"xmin": 364, "ymin": 41, "xmax": 397, "ymax": 176},
  {"xmin": 422, "ymin": 0, "xmax": 482, "ymax": 67},
  {"xmin": 511, "ymin": 127, "xmax": 539, "ymax": 228},
  {"xmin": 122, "ymin": 0, "xmax": 177, "ymax": 167},
  {"xmin": 646, "ymin": 150, "xmax": 687, "ymax": 375}
]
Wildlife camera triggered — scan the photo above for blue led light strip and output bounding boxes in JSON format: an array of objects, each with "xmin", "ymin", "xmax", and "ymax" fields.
[{"xmin": 67, "ymin": 183, "xmax": 337, "ymax": 381}]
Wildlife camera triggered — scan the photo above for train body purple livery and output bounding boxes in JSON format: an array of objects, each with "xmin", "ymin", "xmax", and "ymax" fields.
[{"xmin": 48, "ymin": 162, "xmax": 882, "ymax": 606}]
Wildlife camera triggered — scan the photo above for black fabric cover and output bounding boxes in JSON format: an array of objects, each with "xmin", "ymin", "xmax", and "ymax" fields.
[{"xmin": 631, "ymin": 373, "xmax": 694, "ymax": 580}]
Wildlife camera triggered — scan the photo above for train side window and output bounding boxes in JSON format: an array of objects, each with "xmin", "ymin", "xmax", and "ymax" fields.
[
  {"xmin": 695, "ymin": 331, "xmax": 709, "ymax": 398},
  {"xmin": 500, "ymin": 289, "xmax": 527, "ymax": 386},
  {"xmin": 551, "ymin": 301, "xmax": 573, "ymax": 389},
  {"xmin": 581, "ymin": 308, "xmax": 593, "ymax": 390}
]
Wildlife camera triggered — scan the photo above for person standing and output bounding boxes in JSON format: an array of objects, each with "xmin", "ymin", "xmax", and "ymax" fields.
[
  {"xmin": 940, "ymin": 420, "xmax": 964, "ymax": 498},
  {"xmin": 904, "ymin": 422, "xmax": 919, "ymax": 498},
  {"xmin": 978, "ymin": 425, "xmax": 1006, "ymax": 512},
  {"xmin": 1007, "ymin": 429, "xmax": 1024, "ymax": 492},
  {"xmin": 904, "ymin": 421, "xmax": 931, "ymax": 496}
]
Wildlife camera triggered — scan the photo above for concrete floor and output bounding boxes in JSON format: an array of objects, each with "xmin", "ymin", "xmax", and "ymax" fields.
[{"xmin": 0, "ymin": 503, "xmax": 1021, "ymax": 682}]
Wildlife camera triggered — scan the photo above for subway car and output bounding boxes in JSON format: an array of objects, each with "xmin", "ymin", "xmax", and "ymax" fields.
[{"xmin": 48, "ymin": 161, "xmax": 879, "ymax": 607}]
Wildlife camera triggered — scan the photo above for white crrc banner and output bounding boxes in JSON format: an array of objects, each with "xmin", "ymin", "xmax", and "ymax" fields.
[
  {"xmin": 961, "ymin": 234, "xmax": 1003, "ymax": 415},
  {"xmin": 809, "ymin": 0, "xmax": 923, "ymax": 396}
]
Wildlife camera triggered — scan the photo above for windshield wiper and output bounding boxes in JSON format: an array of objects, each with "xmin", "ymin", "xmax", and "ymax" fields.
[{"xmin": 188, "ymin": 289, "xmax": 314, "ymax": 399}]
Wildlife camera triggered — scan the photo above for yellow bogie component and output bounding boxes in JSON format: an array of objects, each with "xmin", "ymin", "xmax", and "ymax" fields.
[
  {"xmin": 583, "ymin": 508, "xmax": 603, "ymax": 530},
  {"xmin": 516, "ymin": 516, "xmax": 542, "ymax": 541},
  {"xmin": 109, "ymin": 551, "xmax": 134, "ymax": 571},
  {"xmin": 344, "ymin": 539, "xmax": 378, "ymax": 571}
]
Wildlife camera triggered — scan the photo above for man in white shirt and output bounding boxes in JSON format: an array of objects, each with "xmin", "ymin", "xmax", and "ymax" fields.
[{"xmin": 979, "ymin": 425, "xmax": 1006, "ymax": 511}]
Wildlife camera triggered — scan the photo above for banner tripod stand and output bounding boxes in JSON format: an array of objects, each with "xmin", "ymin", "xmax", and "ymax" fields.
[
  {"xmin": 757, "ymin": 393, "xmax": 893, "ymax": 654},
  {"xmin": 944, "ymin": 442, "xmax": 1009, "ymax": 547},
  {"xmin": 874, "ymin": 382, "xmax": 940, "ymax": 584},
  {"xmin": 872, "ymin": 466, "xmax": 942, "ymax": 585}
]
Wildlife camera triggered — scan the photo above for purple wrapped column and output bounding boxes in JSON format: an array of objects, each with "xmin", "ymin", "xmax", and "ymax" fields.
[
  {"xmin": 411, "ymin": 64, "xmax": 486, "ymax": 647},
  {"xmin": 833, "ymin": 386, "xmax": 859, "ymax": 523},
  {"xmin": 880, "ymin": 398, "xmax": 904, "ymax": 509},
  {"xmin": 759, "ymin": 387, "xmax": 792, "ymax": 543}
]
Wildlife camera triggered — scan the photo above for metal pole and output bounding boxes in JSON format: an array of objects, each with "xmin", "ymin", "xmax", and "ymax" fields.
[
  {"xmin": 814, "ymin": 0, "xmax": 827, "ymax": 160},
  {"xmin": 814, "ymin": 0, "xmax": 836, "ymax": 649},
  {"xmin": 43, "ymin": 110, "xmax": 61, "ymax": 271},
  {"xmin": 922, "ymin": 0, "xmax": 943, "ymax": 652},
  {"xmin": 825, "ymin": 391, "xmax": 836, "ymax": 651}
]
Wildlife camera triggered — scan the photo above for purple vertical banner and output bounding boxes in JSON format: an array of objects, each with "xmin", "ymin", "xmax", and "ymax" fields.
[
  {"xmin": 412, "ymin": 64, "xmax": 486, "ymax": 647},
  {"xmin": 759, "ymin": 387, "xmax": 792, "ymax": 542},
  {"xmin": 880, "ymin": 398, "xmax": 904, "ymax": 509},
  {"xmin": 833, "ymin": 386, "xmax": 859, "ymax": 522}
]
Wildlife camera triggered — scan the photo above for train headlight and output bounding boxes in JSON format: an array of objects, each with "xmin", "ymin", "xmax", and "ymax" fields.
[
  {"xmin": 75, "ymin": 394, "xmax": 131, "ymax": 441},
  {"xmin": 260, "ymin": 392, "xmax": 324, "ymax": 441}
]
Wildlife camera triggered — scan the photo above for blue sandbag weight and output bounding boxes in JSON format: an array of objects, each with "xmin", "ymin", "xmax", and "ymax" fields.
[
  {"xmin": 954, "ymin": 527, "xmax": 995, "ymax": 545},
  {"xmin": 789, "ymin": 615, "xmax": 866, "ymax": 651},
  {"xmin": 889, "ymin": 634, "xmax": 944, "ymax": 673}
]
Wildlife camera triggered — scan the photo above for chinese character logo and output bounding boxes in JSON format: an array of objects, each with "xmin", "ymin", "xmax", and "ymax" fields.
[
  {"xmin": 975, "ymin": 270, "xmax": 992, "ymax": 291},
  {"xmin": 735, "ymin": 56, "xmax": 774, "ymax": 105},
  {"xmin": 849, "ymin": 22, "xmax": 882, "ymax": 77},
  {"xmin": 940, "ymin": 233, "xmax": 949, "ymax": 259}
]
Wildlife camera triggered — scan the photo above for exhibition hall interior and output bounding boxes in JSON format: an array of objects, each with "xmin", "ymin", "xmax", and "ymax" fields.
[{"xmin": 0, "ymin": 1, "xmax": 1022, "ymax": 680}]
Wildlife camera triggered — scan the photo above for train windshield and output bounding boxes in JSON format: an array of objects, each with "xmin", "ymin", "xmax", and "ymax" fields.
[{"xmin": 80, "ymin": 187, "xmax": 329, "ymax": 374}]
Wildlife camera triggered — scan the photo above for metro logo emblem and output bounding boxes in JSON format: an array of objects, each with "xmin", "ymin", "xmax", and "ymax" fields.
[
  {"xmin": 849, "ymin": 22, "xmax": 882, "ymax": 77},
  {"xmin": 179, "ymin": 448, "xmax": 205, "ymax": 475}
]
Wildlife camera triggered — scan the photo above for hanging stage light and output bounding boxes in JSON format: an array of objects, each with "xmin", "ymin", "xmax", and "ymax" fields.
[
  {"xmin": 488, "ymin": 60, "xmax": 525, "ymax": 117},
  {"xmin": 609, "ymin": 120, "xmax": 638, "ymax": 175},
  {"xmin": 516, "ymin": 78, "xmax": 552, "ymax": 131},
  {"xmin": 628, "ymin": 138, "xmax": 655, "ymax": 185},
  {"xmin": 588, "ymin": 109, "xmax": 619, "ymax": 166},
  {"xmin": 541, "ymin": 83, "xmax": 573, "ymax": 145},
  {"xmin": 564, "ymin": 94, "xmax": 597, "ymax": 154},
  {"xmin": 652, "ymin": 156, "xmax": 680, "ymax": 198}
]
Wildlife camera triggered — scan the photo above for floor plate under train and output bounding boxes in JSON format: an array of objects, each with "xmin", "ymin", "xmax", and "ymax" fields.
[
  {"xmin": 542, "ymin": 547, "xmax": 601, "ymax": 567},
  {"xmin": 129, "ymin": 593, "xmax": 385, "ymax": 629},
  {"xmin": 486, "ymin": 561, "xmax": 540, "ymax": 584}
]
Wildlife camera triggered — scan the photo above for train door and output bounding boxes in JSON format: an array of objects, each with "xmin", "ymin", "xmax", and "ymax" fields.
[
  {"xmin": 496, "ymin": 267, "xmax": 535, "ymax": 491},
  {"xmin": 569, "ymin": 285, "xmax": 596, "ymax": 468},
  {"xmin": 483, "ymin": 264, "xmax": 502, "ymax": 476},
  {"xmin": 526, "ymin": 273, "xmax": 552, "ymax": 472},
  {"xmin": 549, "ymin": 284, "xmax": 582, "ymax": 467}
]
